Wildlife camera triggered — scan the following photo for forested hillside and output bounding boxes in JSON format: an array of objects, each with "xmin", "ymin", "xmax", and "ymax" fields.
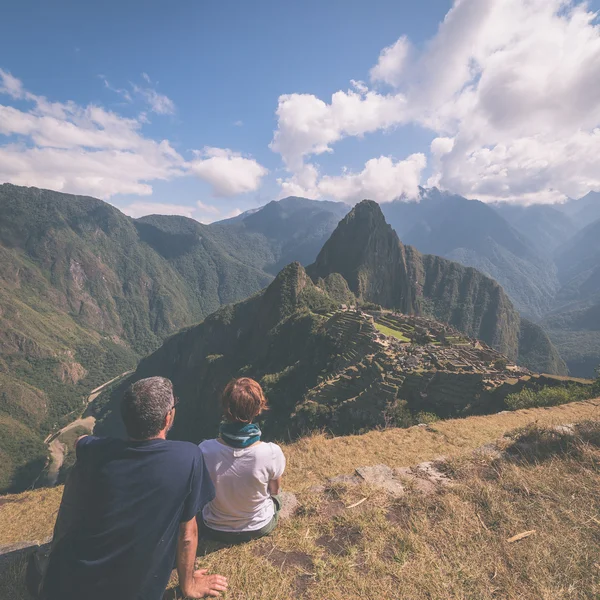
[{"xmin": 0, "ymin": 184, "xmax": 273, "ymax": 492}]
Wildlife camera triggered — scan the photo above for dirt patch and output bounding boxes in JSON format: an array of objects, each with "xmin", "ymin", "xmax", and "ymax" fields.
[
  {"xmin": 316, "ymin": 524, "xmax": 363, "ymax": 556},
  {"xmin": 385, "ymin": 502, "xmax": 413, "ymax": 527},
  {"xmin": 320, "ymin": 499, "xmax": 346, "ymax": 519},
  {"xmin": 266, "ymin": 548, "xmax": 314, "ymax": 572}
]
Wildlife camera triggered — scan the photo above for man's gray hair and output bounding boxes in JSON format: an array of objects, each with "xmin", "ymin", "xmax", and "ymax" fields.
[{"xmin": 121, "ymin": 376, "xmax": 175, "ymax": 440}]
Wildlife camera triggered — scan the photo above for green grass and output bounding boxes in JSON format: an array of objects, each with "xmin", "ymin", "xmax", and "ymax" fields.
[{"xmin": 374, "ymin": 322, "xmax": 411, "ymax": 342}]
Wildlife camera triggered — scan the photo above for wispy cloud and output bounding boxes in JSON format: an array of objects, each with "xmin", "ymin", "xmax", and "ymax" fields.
[{"xmin": 99, "ymin": 75, "xmax": 132, "ymax": 103}]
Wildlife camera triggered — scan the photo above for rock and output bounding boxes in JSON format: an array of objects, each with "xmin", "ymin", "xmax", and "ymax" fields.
[
  {"xmin": 553, "ymin": 424, "xmax": 575, "ymax": 435},
  {"xmin": 278, "ymin": 492, "xmax": 299, "ymax": 521},
  {"xmin": 328, "ymin": 474, "xmax": 362, "ymax": 486},
  {"xmin": 413, "ymin": 461, "xmax": 452, "ymax": 486},
  {"xmin": 355, "ymin": 465, "xmax": 405, "ymax": 497},
  {"xmin": 476, "ymin": 443, "xmax": 506, "ymax": 460}
]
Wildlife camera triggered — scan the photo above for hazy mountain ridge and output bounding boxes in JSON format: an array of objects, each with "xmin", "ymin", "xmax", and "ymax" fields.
[
  {"xmin": 308, "ymin": 200, "xmax": 564, "ymax": 374},
  {"xmin": 381, "ymin": 189, "xmax": 559, "ymax": 319}
]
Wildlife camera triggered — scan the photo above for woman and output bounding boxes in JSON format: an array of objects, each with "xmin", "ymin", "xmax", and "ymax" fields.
[{"xmin": 199, "ymin": 377, "xmax": 286, "ymax": 544}]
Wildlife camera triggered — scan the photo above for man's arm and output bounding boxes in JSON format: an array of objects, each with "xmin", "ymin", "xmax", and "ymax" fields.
[
  {"xmin": 268, "ymin": 476, "xmax": 282, "ymax": 496},
  {"xmin": 177, "ymin": 518, "xmax": 227, "ymax": 598}
]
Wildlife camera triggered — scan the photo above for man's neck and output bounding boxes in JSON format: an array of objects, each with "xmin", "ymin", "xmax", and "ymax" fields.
[{"xmin": 129, "ymin": 430, "xmax": 168, "ymax": 442}]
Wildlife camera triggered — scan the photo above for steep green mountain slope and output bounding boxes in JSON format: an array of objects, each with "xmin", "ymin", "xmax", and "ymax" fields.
[
  {"xmin": 542, "ymin": 303, "xmax": 600, "ymax": 378},
  {"xmin": 212, "ymin": 196, "xmax": 349, "ymax": 274},
  {"xmin": 380, "ymin": 189, "xmax": 559, "ymax": 318},
  {"xmin": 92, "ymin": 262, "xmax": 530, "ymax": 443},
  {"xmin": 0, "ymin": 183, "xmax": 272, "ymax": 492},
  {"xmin": 308, "ymin": 200, "xmax": 566, "ymax": 374}
]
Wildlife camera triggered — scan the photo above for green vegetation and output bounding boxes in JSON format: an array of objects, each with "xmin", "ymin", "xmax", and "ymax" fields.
[
  {"xmin": 505, "ymin": 383, "xmax": 595, "ymax": 410},
  {"xmin": 374, "ymin": 322, "xmax": 411, "ymax": 342}
]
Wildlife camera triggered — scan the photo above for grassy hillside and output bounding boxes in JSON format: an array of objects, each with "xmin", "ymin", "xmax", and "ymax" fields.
[{"xmin": 1, "ymin": 400, "xmax": 598, "ymax": 599}]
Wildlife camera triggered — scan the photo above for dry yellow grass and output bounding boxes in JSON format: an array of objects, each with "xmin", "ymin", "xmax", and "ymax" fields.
[
  {"xmin": 283, "ymin": 398, "xmax": 600, "ymax": 491},
  {"xmin": 1, "ymin": 398, "xmax": 599, "ymax": 599}
]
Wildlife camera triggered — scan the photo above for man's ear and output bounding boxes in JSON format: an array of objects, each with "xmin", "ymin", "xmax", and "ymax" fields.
[{"xmin": 163, "ymin": 409, "xmax": 174, "ymax": 431}]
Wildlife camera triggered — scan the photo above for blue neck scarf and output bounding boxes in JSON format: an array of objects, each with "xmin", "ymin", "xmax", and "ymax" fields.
[{"xmin": 219, "ymin": 422, "xmax": 261, "ymax": 448}]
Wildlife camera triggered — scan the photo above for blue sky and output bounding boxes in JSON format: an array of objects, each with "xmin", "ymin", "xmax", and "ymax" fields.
[{"xmin": 1, "ymin": 0, "xmax": 600, "ymax": 221}]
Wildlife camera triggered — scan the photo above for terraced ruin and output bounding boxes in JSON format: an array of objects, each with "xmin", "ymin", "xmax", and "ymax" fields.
[{"xmin": 291, "ymin": 308, "xmax": 559, "ymax": 433}]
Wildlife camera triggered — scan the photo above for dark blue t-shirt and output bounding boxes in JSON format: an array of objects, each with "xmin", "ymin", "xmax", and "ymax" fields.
[{"xmin": 42, "ymin": 436, "xmax": 214, "ymax": 600}]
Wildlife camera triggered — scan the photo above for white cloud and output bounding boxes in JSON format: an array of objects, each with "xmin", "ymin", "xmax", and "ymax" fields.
[
  {"xmin": 0, "ymin": 71, "xmax": 184, "ymax": 199},
  {"xmin": 0, "ymin": 68, "xmax": 24, "ymax": 98},
  {"xmin": 131, "ymin": 83, "xmax": 175, "ymax": 115},
  {"xmin": 189, "ymin": 147, "xmax": 268, "ymax": 197},
  {"xmin": 119, "ymin": 199, "xmax": 243, "ymax": 223},
  {"xmin": 271, "ymin": 0, "xmax": 600, "ymax": 204},
  {"xmin": 100, "ymin": 76, "xmax": 133, "ymax": 103},
  {"xmin": 0, "ymin": 70, "xmax": 268, "ymax": 201},
  {"xmin": 279, "ymin": 154, "xmax": 426, "ymax": 204},
  {"xmin": 270, "ymin": 82, "xmax": 407, "ymax": 171},
  {"xmin": 369, "ymin": 36, "xmax": 410, "ymax": 87},
  {"xmin": 195, "ymin": 201, "xmax": 242, "ymax": 223}
]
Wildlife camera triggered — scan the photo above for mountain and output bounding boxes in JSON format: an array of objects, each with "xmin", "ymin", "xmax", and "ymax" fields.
[
  {"xmin": 93, "ymin": 260, "xmax": 553, "ymax": 447},
  {"xmin": 212, "ymin": 196, "xmax": 349, "ymax": 274},
  {"xmin": 490, "ymin": 202, "xmax": 578, "ymax": 255},
  {"xmin": 380, "ymin": 189, "xmax": 559, "ymax": 318},
  {"xmin": 555, "ymin": 191, "xmax": 600, "ymax": 229},
  {"xmin": 554, "ymin": 217, "xmax": 600, "ymax": 309},
  {"xmin": 541, "ymin": 303, "xmax": 600, "ymax": 378},
  {"xmin": 93, "ymin": 200, "xmax": 567, "ymax": 451},
  {"xmin": 537, "ymin": 217, "xmax": 600, "ymax": 377},
  {"xmin": 308, "ymin": 200, "xmax": 565, "ymax": 374},
  {"xmin": 0, "ymin": 183, "xmax": 275, "ymax": 492}
]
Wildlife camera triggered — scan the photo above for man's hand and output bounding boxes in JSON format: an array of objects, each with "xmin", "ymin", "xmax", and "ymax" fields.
[{"xmin": 181, "ymin": 569, "xmax": 228, "ymax": 598}]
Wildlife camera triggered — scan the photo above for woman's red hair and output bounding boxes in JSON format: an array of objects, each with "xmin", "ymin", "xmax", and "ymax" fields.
[{"xmin": 221, "ymin": 377, "xmax": 268, "ymax": 423}]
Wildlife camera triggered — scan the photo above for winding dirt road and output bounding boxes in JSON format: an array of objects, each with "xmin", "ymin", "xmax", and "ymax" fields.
[{"xmin": 44, "ymin": 370, "xmax": 132, "ymax": 486}]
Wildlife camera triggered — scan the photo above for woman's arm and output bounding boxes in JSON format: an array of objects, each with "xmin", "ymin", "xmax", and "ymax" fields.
[{"xmin": 268, "ymin": 476, "xmax": 282, "ymax": 496}]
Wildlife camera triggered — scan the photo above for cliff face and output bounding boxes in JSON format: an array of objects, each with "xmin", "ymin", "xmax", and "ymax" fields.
[{"xmin": 308, "ymin": 200, "xmax": 564, "ymax": 372}]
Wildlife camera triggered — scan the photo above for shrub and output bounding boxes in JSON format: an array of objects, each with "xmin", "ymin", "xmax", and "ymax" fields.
[
  {"xmin": 415, "ymin": 411, "xmax": 440, "ymax": 424},
  {"xmin": 505, "ymin": 384, "xmax": 593, "ymax": 410}
]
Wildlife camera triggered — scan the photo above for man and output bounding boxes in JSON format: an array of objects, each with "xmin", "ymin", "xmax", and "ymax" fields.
[{"xmin": 41, "ymin": 376, "xmax": 227, "ymax": 600}]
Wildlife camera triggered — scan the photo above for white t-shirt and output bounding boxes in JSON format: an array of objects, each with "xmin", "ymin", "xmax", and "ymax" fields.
[{"xmin": 199, "ymin": 439, "xmax": 286, "ymax": 532}]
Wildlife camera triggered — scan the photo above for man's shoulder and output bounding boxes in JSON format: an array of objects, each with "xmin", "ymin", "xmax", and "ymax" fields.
[
  {"xmin": 164, "ymin": 439, "xmax": 204, "ymax": 459},
  {"xmin": 76, "ymin": 435, "xmax": 122, "ymax": 456}
]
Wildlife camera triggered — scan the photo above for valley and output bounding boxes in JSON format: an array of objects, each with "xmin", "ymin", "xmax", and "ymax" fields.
[{"xmin": 0, "ymin": 184, "xmax": 598, "ymax": 493}]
